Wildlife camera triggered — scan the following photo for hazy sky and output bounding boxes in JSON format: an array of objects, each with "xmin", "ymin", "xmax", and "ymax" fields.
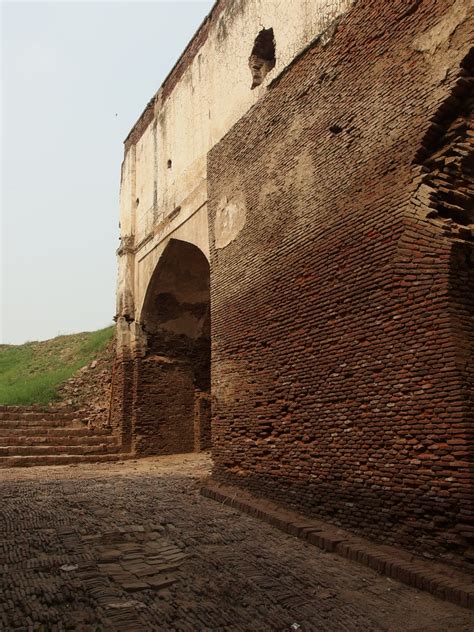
[{"xmin": 1, "ymin": 0, "xmax": 214, "ymax": 344}]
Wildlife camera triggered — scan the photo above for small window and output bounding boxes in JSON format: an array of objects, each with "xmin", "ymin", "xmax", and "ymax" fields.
[{"xmin": 249, "ymin": 28, "xmax": 276, "ymax": 89}]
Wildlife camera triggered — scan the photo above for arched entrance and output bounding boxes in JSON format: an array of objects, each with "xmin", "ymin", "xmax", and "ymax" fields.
[{"xmin": 135, "ymin": 239, "xmax": 211, "ymax": 455}]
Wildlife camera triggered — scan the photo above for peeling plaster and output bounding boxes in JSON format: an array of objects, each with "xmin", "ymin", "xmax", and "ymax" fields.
[{"xmin": 214, "ymin": 195, "xmax": 247, "ymax": 249}]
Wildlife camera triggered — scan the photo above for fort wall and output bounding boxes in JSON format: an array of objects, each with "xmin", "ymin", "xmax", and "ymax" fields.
[
  {"xmin": 114, "ymin": 0, "xmax": 473, "ymax": 572},
  {"xmin": 207, "ymin": 0, "xmax": 473, "ymax": 569}
]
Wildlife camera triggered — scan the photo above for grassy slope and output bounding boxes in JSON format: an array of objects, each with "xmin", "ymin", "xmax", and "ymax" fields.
[{"xmin": 0, "ymin": 326, "xmax": 114, "ymax": 405}]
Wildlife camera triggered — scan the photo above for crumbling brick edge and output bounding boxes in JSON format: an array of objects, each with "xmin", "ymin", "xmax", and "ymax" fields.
[{"xmin": 200, "ymin": 481, "xmax": 474, "ymax": 610}]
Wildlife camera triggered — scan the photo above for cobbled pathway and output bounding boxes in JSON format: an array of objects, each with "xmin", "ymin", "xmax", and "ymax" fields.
[{"xmin": 1, "ymin": 454, "xmax": 473, "ymax": 631}]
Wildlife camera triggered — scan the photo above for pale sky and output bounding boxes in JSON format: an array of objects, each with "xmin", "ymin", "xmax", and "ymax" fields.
[{"xmin": 1, "ymin": 0, "xmax": 214, "ymax": 344}]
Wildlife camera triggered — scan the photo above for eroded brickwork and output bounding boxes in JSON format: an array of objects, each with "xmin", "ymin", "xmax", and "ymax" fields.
[
  {"xmin": 208, "ymin": 0, "xmax": 473, "ymax": 570},
  {"xmin": 110, "ymin": 354, "xmax": 134, "ymax": 450},
  {"xmin": 111, "ymin": 236, "xmax": 212, "ymax": 457},
  {"xmin": 132, "ymin": 356, "xmax": 195, "ymax": 456}
]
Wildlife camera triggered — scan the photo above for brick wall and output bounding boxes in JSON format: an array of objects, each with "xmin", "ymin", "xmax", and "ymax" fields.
[
  {"xmin": 110, "ymin": 354, "xmax": 134, "ymax": 450},
  {"xmin": 132, "ymin": 355, "xmax": 195, "ymax": 456},
  {"xmin": 111, "ymin": 239, "xmax": 211, "ymax": 457},
  {"xmin": 208, "ymin": 0, "xmax": 473, "ymax": 570},
  {"xmin": 194, "ymin": 391, "xmax": 212, "ymax": 451}
]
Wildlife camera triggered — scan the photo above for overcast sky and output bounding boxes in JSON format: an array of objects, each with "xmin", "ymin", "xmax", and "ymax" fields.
[{"xmin": 1, "ymin": 0, "xmax": 214, "ymax": 344}]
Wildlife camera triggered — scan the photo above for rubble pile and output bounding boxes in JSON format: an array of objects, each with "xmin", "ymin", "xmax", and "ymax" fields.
[{"xmin": 58, "ymin": 337, "xmax": 115, "ymax": 428}]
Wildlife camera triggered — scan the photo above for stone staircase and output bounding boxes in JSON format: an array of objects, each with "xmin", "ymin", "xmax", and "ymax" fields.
[{"xmin": 0, "ymin": 406, "xmax": 127, "ymax": 467}]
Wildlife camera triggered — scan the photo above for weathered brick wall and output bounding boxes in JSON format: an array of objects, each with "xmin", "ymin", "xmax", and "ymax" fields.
[
  {"xmin": 132, "ymin": 355, "xmax": 195, "ymax": 456},
  {"xmin": 208, "ymin": 0, "xmax": 473, "ymax": 570},
  {"xmin": 111, "ymin": 353, "xmax": 210, "ymax": 457},
  {"xmin": 194, "ymin": 391, "xmax": 212, "ymax": 452},
  {"xmin": 448, "ymin": 242, "xmax": 474, "ymax": 542},
  {"xmin": 109, "ymin": 354, "xmax": 134, "ymax": 450},
  {"xmin": 128, "ymin": 337, "xmax": 210, "ymax": 456},
  {"xmin": 111, "ymin": 238, "xmax": 212, "ymax": 458}
]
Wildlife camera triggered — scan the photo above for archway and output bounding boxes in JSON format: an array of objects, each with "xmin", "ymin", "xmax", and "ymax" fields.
[{"xmin": 135, "ymin": 239, "xmax": 211, "ymax": 455}]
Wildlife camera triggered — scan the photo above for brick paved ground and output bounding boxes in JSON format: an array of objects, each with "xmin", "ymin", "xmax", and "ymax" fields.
[{"xmin": 1, "ymin": 454, "xmax": 473, "ymax": 631}]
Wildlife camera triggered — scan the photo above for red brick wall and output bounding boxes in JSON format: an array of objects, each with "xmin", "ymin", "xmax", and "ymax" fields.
[
  {"xmin": 111, "ymin": 240, "xmax": 212, "ymax": 458},
  {"xmin": 131, "ymin": 355, "xmax": 195, "ymax": 456},
  {"xmin": 207, "ymin": 0, "xmax": 473, "ymax": 569},
  {"xmin": 110, "ymin": 354, "xmax": 134, "ymax": 450},
  {"xmin": 110, "ymin": 351, "xmax": 198, "ymax": 456},
  {"xmin": 194, "ymin": 391, "xmax": 212, "ymax": 451},
  {"xmin": 448, "ymin": 241, "xmax": 474, "ymax": 557}
]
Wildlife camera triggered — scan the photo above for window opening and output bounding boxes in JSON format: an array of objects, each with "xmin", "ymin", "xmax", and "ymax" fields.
[{"xmin": 249, "ymin": 28, "xmax": 276, "ymax": 89}]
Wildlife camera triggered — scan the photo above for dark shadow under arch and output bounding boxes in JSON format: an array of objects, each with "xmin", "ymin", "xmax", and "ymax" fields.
[{"xmin": 135, "ymin": 239, "xmax": 211, "ymax": 455}]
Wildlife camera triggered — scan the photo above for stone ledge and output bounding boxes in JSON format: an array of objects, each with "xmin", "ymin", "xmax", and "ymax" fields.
[{"xmin": 201, "ymin": 480, "xmax": 474, "ymax": 610}]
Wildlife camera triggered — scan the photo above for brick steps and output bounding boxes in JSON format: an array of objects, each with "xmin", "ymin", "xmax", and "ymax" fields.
[
  {"xmin": 0, "ymin": 453, "xmax": 129, "ymax": 468},
  {"xmin": 0, "ymin": 427, "xmax": 112, "ymax": 437},
  {"xmin": 0, "ymin": 405, "xmax": 124, "ymax": 468},
  {"xmin": 0, "ymin": 435, "xmax": 119, "ymax": 447},
  {"xmin": 0, "ymin": 443, "xmax": 120, "ymax": 457},
  {"xmin": 0, "ymin": 404, "xmax": 73, "ymax": 412},
  {"xmin": 0, "ymin": 410, "xmax": 78, "ymax": 422},
  {"xmin": 0, "ymin": 419, "xmax": 82, "ymax": 429}
]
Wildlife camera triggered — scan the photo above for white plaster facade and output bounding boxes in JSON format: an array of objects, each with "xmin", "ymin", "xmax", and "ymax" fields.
[{"xmin": 116, "ymin": 0, "xmax": 354, "ymax": 339}]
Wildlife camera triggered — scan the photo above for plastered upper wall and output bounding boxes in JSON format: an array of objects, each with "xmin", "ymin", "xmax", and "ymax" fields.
[{"xmin": 117, "ymin": 0, "xmax": 355, "ymax": 320}]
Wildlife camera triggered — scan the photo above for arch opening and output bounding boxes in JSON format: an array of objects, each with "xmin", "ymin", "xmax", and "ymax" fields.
[
  {"xmin": 137, "ymin": 239, "xmax": 211, "ymax": 455},
  {"xmin": 249, "ymin": 28, "xmax": 276, "ymax": 89}
]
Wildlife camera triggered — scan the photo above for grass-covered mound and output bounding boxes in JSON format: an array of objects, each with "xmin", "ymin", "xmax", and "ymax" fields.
[{"xmin": 0, "ymin": 326, "xmax": 114, "ymax": 405}]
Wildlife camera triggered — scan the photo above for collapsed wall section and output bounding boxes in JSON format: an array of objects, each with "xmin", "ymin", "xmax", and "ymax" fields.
[{"xmin": 207, "ymin": 0, "xmax": 473, "ymax": 570}]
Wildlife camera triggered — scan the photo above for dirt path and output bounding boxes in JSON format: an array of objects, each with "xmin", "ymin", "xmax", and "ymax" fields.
[{"xmin": 1, "ymin": 454, "xmax": 472, "ymax": 631}]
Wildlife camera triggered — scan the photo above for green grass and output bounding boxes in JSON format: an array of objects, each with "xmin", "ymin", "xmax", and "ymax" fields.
[{"xmin": 0, "ymin": 326, "xmax": 114, "ymax": 405}]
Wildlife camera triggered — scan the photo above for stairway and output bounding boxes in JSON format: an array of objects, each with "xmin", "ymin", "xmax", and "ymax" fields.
[{"xmin": 0, "ymin": 406, "xmax": 128, "ymax": 467}]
